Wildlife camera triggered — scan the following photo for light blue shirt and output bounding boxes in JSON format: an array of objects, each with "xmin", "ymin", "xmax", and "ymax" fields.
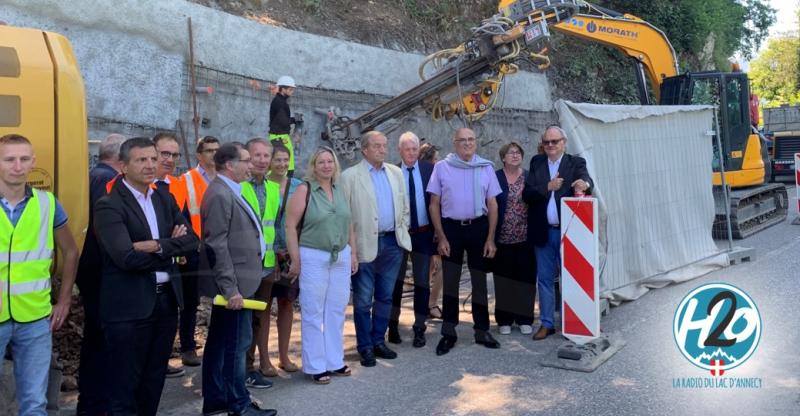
[
  {"xmin": 401, "ymin": 160, "xmax": 429, "ymax": 227},
  {"xmin": 547, "ymin": 155, "xmax": 563, "ymax": 225},
  {"xmin": 367, "ymin": 161, "xmax": 396, "ymax": 233},
  {"xmin": 197, "ymin": 165, "xmax": 211, "ymax": 183},
  {"xmin": 0, "ymin": 186, "xmax": 68, "ymax": 228},
  {"xmin": 219, "ymin": 173, "xmax": 266, "ymax": 257}
]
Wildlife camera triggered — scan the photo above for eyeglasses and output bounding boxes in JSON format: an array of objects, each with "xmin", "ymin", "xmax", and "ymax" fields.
[
  {"xmin": 506, "ymin": 150, "xmax": 522, "ymax": 156},
  {"xmin": 454, "ymin": 137, "xmax": 477, "ymax": 144},
  {"xmin": 159, "ymin": 151, "xmax": 182, "ymax": 160},
  {"xmin": 542, "ymin": 138, "xmax": 564, "ymax": 146}
]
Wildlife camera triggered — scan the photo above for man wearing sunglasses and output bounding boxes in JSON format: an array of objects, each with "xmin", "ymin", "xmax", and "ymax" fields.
[{"xmin": 522, "ymin": 125, "xmax": 593, "ymax": 341}]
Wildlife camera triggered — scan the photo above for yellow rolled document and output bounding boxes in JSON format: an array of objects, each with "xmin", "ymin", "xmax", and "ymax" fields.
[{"xmin": 212, "ymin": 295, "xmax": 268, "ymax": 311}]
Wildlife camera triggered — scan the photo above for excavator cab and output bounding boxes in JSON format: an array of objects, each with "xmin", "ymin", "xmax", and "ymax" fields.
[{"xmin": 660, "ymin": 72, "xmax": 787, "ymax": 238}]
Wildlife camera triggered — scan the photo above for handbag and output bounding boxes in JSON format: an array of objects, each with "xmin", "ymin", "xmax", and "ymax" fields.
[{"xmin": 274, "ymin": 180, "xmax": 310, "ymax": 283}]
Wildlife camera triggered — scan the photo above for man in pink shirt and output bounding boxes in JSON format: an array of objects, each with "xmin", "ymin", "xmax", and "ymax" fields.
[{"xmin": 427, "ymin": 128, "xmax": 502, "ymax": 356}]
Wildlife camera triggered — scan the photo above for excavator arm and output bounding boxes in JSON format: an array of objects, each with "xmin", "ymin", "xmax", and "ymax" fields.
[{"xmin": 551, "ymin": 12, "xmax": 679, "ymax": 103}]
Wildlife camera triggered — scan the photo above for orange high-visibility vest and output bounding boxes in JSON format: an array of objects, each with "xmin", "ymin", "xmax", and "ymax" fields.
[
  {"xmin": 105, "ymin": 175, "xmax": 187, "ymax": 211},
  {"xmin": 182, "ymin": 168, "xmax": 208, "ymax": 236}
]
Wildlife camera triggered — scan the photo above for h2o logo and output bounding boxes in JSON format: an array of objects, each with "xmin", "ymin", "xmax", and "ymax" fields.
[{"xmin": 673, "ymin": 283, "xmax": 761, "ymax": 373}]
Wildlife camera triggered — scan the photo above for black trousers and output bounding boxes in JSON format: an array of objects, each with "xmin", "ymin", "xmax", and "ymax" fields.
[
  {"xmin": 389, "ymin": 230, "xmax": 434, "ymax": 331},
  {"xmin": 104, "ymin": 288, "xmax": 179, "ymax": 416},
  {"xmin": 76, "ymin": 282, "xmax": 109, "ymax": 415},
  {"xmin": 440, "ymin": 217, "xmax": 490, "ymax": 338},
  {"xmin": 493, "ymin": 241, "xmax": 537, "ymax": 326},
  {"xmin": 178, "ymin": 257, "xmax": 200, "ymax": 352}
]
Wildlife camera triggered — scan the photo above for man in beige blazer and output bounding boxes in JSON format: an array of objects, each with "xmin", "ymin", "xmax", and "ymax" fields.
[{"xmin": 341, "ymin": 130, "xmax": 411, "ymax": 367}]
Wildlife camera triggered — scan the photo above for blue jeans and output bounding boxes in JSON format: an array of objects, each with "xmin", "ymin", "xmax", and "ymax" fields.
[
  {"xmin": 202, "ymin": 306, "xmax": 253, "ymax": 414},
  {"xmin": 0, "ymin": 318, "xmax": 52, "ymax": 416},
  {"xmin": 352, "ymin": 234, "xmax": 404, "ymax": 353},
  {"xmin": 534, "ymin": 227, "xmax": 561, "ymax": 329}
]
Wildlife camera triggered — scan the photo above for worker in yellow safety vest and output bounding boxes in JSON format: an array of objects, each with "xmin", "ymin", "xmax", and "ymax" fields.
[
  {"xmin": 240, "ymin": 138, "xmax": 281, "ymax": 386},
  {"xmin": 183, "ymin": 136, "xmax": 220, "ymax": 237},
  {"xmin": 269, "ymin": 75, "xmax": 300, "ymax": 177},
  {"xmin": 0, "ymin": 134, "xmax": 79, "ymax": 415}
]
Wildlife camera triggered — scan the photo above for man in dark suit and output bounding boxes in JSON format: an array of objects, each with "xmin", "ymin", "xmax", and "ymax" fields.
[
  {"xmin": 199, "ymin": 143, "xmax": 277, "ymax": 416},
  {"xmin": 76, "ymin": 133, "xmax": 125, "ymax": 415},
  {"xmin": 94, "ymin": 137, "xmax": 199, "ymax": 415},
  {"xmin": 522, "ymin": 125, "xmax": 593, "ymax": 341},
  {"xmin": 388, "ymin": 132, "xmax": 436, "ymax": 347}
]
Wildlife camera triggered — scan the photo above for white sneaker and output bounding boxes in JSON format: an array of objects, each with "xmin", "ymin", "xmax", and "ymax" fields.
[
  {"xmin": 499, "ymin": 325, "xmax": 512, "ymax": 335},
  {"xmin": 519, "ymin": 325, "xmax": 533, "ymax": 335}
]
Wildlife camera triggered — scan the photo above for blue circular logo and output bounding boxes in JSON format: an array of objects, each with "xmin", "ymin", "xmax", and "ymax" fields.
[
  {"xmin": 586, "ymin": 21, "xmax": 597, "ymax": 33},
  {"xmin": 673, "ymin": 283, "xmax": 761, "ymax": 372}
]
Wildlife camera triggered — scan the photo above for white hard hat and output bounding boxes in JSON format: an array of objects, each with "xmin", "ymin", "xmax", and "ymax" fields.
[{"xmin": 276, "ymin": 75, "xmax": 296, "ymax": 88}]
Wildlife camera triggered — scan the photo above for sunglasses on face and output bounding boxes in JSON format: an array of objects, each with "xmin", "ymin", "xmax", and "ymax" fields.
[{"xmin": 542, "ymin": 138, "xmax": 564, "ymax": 146}]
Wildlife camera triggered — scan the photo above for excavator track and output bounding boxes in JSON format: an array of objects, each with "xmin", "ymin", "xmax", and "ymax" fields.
[{"xmin": 713, "ymin": 183, "xmax": 788, "ymax": 239}]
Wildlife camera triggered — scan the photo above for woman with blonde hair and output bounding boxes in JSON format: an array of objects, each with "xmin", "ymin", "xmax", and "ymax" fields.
[{"xmin": 285, "ymin": 147, "xmax": 357, "ymax": 385}]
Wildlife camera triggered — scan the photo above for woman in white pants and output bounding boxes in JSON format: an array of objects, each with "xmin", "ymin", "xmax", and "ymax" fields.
[{"xmin": 285, "ymin": 146, "xmax": 357, "ymax": 384}]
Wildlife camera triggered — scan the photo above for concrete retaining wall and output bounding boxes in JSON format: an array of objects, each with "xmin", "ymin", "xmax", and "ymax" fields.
[{"xmin": 1, "ymin": 0, "xmax": 555, "ymax": 169}]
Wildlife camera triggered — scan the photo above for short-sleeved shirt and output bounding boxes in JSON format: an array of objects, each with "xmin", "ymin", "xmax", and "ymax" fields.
[
  {"xmin": 426, "ymin": 156, "xmax": 501, "ymax": 220},
  {"xmin": 0, "ymin": 186, "xmax": 68, "ymax": 228}
]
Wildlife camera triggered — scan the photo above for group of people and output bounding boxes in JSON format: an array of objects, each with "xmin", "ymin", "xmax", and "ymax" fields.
[{"xmin": 0, "ymin": 74, "xmax": 593, "ymax": 415}]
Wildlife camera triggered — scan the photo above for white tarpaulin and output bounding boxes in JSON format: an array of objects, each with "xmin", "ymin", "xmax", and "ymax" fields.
[{"xmin": 555, "ymin": 100, "xmax": 729, "ymax": 304}]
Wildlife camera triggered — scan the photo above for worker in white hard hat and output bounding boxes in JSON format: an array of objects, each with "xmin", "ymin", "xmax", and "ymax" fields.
[{"xmin": 269, "ymin": 75, "xmax": 301, "ymax": 176}]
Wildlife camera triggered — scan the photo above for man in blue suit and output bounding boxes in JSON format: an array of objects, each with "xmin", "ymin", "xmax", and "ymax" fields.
[{"xmin": 388, "ymin": 132, "xmax": 436, "ymax": 348}]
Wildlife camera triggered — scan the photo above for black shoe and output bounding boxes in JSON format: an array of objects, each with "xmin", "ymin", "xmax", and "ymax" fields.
[
  {"xmin": 244, "ymin": 371, "xmax": 274, "ymax": 389},
  {"xmin": 388, "ymin": 326, "xmax": 402, "ymax": 344},
  {"xmin": 475, "ymin": 331, "xmax": 501, "ymax": 349},
  {"xmin": 373, "ymin": 343, "xmax": 398, "ymax": 359},
  {"xmin": 412, "ymin": 326, "xmax": 426, "ymax": 348},
  {"xmin": 165, "ymin": 364, "xmax": 185, "ymax": 378},
  {"xmin": 229, "ymin": 402, "xmax": 277, "ymax": 416},
  {"xmin": 359, "ymin": 348, "xmax": 377, "ymax": 367},
  {"xmin": 435, "ymin": 336, "xmax": 457, "ymax": 356}
]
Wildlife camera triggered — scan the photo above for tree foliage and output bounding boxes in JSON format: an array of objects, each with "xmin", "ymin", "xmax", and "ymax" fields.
[{"xmin": 749, "ymin": 36, "xmax": 800, "ymax": 107}]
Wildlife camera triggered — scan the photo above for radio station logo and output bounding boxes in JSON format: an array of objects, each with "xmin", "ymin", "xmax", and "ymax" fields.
[{"xmin": 672, "ymin": 283, "xmax": 763, "ymax": 389}]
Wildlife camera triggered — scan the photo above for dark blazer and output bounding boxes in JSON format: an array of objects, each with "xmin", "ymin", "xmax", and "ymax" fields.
[
  {"xmin": 495, "ymin": 168, "xmax": 529, "ymax": 243},
  {"xmin": 522, "ymin": 153, "xmax": 593, "ymax": 247},
  {"xmin": 77, "ymin": 162, "xmax": 118, "ymax": 290},
  {"xmin": 94, "ymin": 178, "xmax": 199, "ymax": 323},
  {"xmin": 397, "ymin": 159, "xmax": 434, "ymax": 223},
  {"xmin": 198, "ymin": 177, "xmax": 265, "ymax": 300}
]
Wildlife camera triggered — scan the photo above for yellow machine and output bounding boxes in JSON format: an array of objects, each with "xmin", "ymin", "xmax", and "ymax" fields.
[
  {"xmin": 324, "ymin": 0, "xmax": 785, "ymax": 238},
  {"xmin": 0, "ymin": 24, "xmax": 89, "ymax": 258}
]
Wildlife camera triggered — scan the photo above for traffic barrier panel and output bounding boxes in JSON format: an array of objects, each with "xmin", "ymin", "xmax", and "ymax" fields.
[{"xmin": 560, "ymin": 196, "xmax": 600, "ymax": 345}]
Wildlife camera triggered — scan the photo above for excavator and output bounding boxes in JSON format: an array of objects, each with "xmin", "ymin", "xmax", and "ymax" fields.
[{"xmin": 322, "ymin": 0, "xmax": 787, "ymax": 239}]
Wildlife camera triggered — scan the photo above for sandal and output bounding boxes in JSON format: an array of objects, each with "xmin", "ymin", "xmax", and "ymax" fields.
[
  {"xmin": 279, "ymin": 361, "xmax": 299, "ymax": 373},
  {"xmin": 312, "ymin": 371, "xmax": 331, "ymax": 384},
  {"xmin": 259, "ymin": 365, "xmax": 279, "ymax": 377},
  {"xmin": 331, "ymin": 365, "xmax": 351, "ymax": 376}
]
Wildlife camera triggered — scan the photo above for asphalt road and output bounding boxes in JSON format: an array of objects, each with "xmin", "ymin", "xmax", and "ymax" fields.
[{"xmin": 63, "ymin": 186, "xmax": 800, "ymax": 415}]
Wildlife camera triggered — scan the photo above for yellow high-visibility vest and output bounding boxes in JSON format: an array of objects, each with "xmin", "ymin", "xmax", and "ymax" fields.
[
  {"xmin": 240, "ymin": 180, "xmax": 280, "ymax": 268},
  {"xmin": 0, "ymin": 188, "xmax": 55, "ymax": 323}
]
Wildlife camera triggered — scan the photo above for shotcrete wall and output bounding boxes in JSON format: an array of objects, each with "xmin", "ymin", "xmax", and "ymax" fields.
[{"xmin": 1, "ymin": 0, "xmax": 555, "ymax": 169}]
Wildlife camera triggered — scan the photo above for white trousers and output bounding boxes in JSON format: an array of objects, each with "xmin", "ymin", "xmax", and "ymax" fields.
[{"xmin": 299, "ymin": 245, "xmax": 351, "ymax": 375}]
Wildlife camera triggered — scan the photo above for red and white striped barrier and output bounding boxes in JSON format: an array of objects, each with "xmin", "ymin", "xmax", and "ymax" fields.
[{"xmin": 560, "ymin": 197, "xmax": 600, "ymax": 345}]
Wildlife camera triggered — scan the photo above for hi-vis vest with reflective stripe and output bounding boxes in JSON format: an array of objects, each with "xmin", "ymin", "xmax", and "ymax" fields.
[
  {"xmin": 240, "ymin": 180, "xmax": 280, "ymax": 268},
  {"xmin": 0, "ymin": 189, "xmax": 55, "ymax": 323},
  {"xmin": 183, "ymin": 168, "xmax": 209, "ymax": 237}
]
